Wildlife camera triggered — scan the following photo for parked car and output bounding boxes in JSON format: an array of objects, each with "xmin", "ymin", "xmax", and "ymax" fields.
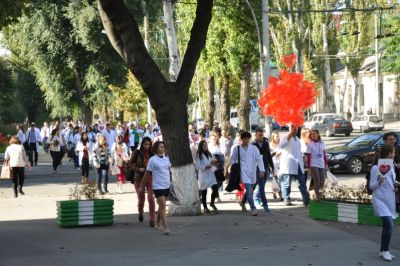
[
  {"xmin": 312, "ymin": 117, "xmax": 353, "ymax": 137},
  {"xmin": 304, "ymin": 113, "xmax": 338, "ymax": 129},
  {"xmin": 272, "ymin": 119, "xmax": 289, "ymax": 130},
  {"xmin": 351, "ymin": 115, "xmax": 384, "ymax": 132},
  {"xmin": 326, "ymin": 131, "xmax": 399, "ymax": 174}
]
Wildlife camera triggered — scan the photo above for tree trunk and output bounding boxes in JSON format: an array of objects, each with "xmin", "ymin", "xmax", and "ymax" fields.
[
  {"xmin": 340, "ymin": 65, "xmax": 349, "ymax": 114},
  {"xmin": 104, "ymin": 104, "xmax": 110, "ymax": 122},
  {"xmin": 352, "ymin": 76, "xmax": 358, "ymax": 115},
  {"xmin": 238, "ymin": 65, "xmax": 251, "ymax": 131},
  {"xmin": 220, "ymin": 73, "xmax": 230, "ymax": 130},
  {"xmin": 206, "ymin": 75, "xmax": 215, "ymax": 126},
  {"xmin": 118, "ymin": 110, "xmax": 124, "ymax": 123},
  {"xmin": 322, "ymin": 22, "xmax": 336, "ymax": 113},
  {"xmin": 73, "ymin": 69, "xmax": 92, "ymax": 124},
  {"xmin": 163, "ymin": 0, "xmax": 180, "ymax": 81},
  {"xmin": 98, "ymin": 0, "xmax": 213, "ymax": 216}
]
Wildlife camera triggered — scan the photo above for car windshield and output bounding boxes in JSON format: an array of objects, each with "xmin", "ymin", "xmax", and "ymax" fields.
[
  {"xmin": 369, "ymin": 116, "xmax": 382, "ymax": 122},
  {"xmin": 347, "ymin": 133, "xmax": 381, "ymax": 147}
]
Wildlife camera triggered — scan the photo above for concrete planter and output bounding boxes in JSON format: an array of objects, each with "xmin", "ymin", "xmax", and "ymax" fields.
[
  {"xmin": 309, "ymin": 200, "xmax": 400, "ymax": 226},
  {"xmin": 56, "ymin": 199, "xmax": 114, "ymax": 228}
]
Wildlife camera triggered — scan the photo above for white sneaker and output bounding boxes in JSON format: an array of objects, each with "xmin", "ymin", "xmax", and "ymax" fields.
[
  {"xmin": 380, "ymin": 251, "xmax": 396, "ymax": 259},
  {"xmin": 382, "ymin": 251, "xmax": 392, "ymax": 261},
  {"xmin": 251, "ymin": 209, "xmax": 258, "ymax": 216}
]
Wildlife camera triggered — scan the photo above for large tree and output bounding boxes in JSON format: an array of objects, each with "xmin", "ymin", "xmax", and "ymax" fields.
[{"xmin": 98, "ymin": 0, "xmax": 213, "ymax": 215}]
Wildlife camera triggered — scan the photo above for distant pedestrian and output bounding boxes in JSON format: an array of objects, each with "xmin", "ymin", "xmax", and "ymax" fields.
[
  {"xmin": 48, "ymin": 127, "xmax": 63, "ymax": 175},
  {"xmin": 369, "ymin": 144, "xmax": 398, "ymax": 262},
  {"xmin": 140, "ymin": 141, "xmax": 171, "ymax": 235},
  {"xmin": 270, "ymin": 131, "xmax": 283, "ymax": 201},
  {"xmin": 76, "ymin": 132, "xmax": 92, "ymax": 184},
  {"xmin": 41, "ymin": 122, "xmax": 50, "ymax": 154},
  {"xmin": 25, "ymin": 123, "xmax": 41, "ymax": 166},
  {"xmin": 4, "ymin": 136, "xmax": 30, "ymax": 197},
  {"xmin": 346, "ymin": 109, "xmax": 352, "ymax": 121},
  {"xmin": 112, "ymin": 137, "xmax": 129, "ymax": 194},
  {"xmin": 92, "ymin": 135, "xmax": 111, "ymax": 194}
]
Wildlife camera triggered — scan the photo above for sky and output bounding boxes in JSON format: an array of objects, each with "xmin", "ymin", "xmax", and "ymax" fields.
[{"xmin": 0, "ymin": 32, "xmax": 11, "ymax": 57}]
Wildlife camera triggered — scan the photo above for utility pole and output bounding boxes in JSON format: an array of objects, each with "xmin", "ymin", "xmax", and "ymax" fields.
[
  {"xmin": 143, "ymin": 2, "xmax": 152, "ymax": 125},
  {"xmin": 374, "ymin": 12, "xmax": 380, "ymax": 116},
  {"xmin": 262, "ymin": 0, "xmax": 272, "ymax": 137}
]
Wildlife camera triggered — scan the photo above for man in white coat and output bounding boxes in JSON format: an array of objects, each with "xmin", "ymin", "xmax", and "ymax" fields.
[
  {"xmin": 230, "ymin": 131, "xmax": 265, "ymax": 216},
  {"xmin": 279, "ymin": 125, "xmax": 310, "ymax": 206}
]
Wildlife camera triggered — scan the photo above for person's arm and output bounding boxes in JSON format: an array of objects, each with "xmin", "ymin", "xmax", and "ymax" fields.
[
  {"xmin": 265, "ymin": 142, "xmax": 275, "ymax": 171},
  {"xmin": 323, "ymin": 150, "xmax": 328, "ymax": 168},
  {"xmin": 139, "ymin": 170, "xmax": 151, "ymax": 192},
  {"xmin": 21, "ymin": 146, "xmax": 29, "ymax": 167},
  {"xmin": 279, "ymin": 135, "xmax": 289, "ymax": 149},
  {"xmin": 4, "ymin": 147, "xmax": 10, "ymax": 161},
  {"xmin": 255, "ymin": 149, "xmax": 265, "ymax": 173},
  {"xmin": 230, "ymin": 145, "xmax": 238, "ymax": 165}
]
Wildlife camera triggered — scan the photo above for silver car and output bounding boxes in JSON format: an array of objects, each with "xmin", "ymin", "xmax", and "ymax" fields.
[
  {"xmin": 351, "ymin": 115, "xmax": 384, "ymax": 132},
  {"xmin": 312, "ymin": 117, "xmax": 353, "ymax": 137}
]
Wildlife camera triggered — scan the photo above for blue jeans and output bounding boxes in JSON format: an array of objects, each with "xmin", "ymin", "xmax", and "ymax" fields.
[
  {"xmin": 96, "ymin": 164, "xmax": 109, "ymax": 191},
  {"xmin": 241, "ymin": 183, "xmax": 256, "ymax": 210},
  {"xmin": 254, "ymin": 168, "xmax": 269, "ymax": 207},
  {"xmin": 280, "ymin": 166, "xmax": 310, "ymax": 204},
  {"xmin": 381, "ymin": 216, "xmax": 394, "ymax": 252}
]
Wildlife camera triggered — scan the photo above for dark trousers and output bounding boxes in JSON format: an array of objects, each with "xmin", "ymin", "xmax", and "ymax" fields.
[
  {"xmin": 50, "ymin": 150, "xmax": 61, "ymax": 171},
  {"xmin": 28, "ymin": 143, "xmax": 38, "ymax": 165},
  {"xmin": 11, "ymin": 167, "xmax": 25, "ymax": 195},
  {"xmin": 81, "ymin": 158, "xmax": 90, "ymax": 177},
  {"xmin": 201, "ymin": 185, "xmax": 219, "ymax": 208},
  {"xmin": 60, "ymin": 146, "xmax": 65, "ymax": 162},
  {"xmin": 96, "ymin": 164, "xmax": 109, "ymax": 191},
  {"xmin": 380, "ymin": 216, "xmax": 394, "ymax": 252}
]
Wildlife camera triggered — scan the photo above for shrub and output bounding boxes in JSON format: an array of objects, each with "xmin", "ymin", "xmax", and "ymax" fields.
[
  {"xmin": 69, "ymin": 182, "xmax": 103, "ymax": 201},
  {"xmin": 320, "ymin": 183, "xmax": 371, "ymax": 204}
]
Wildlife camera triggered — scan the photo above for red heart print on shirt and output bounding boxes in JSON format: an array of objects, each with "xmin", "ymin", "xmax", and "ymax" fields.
[{"xmin": 379, "ymin": 164, "xmax": 390, "ymax": 175}]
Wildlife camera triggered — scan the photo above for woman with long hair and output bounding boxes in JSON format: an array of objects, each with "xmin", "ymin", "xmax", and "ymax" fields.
[
  {"xmin": 128, "ymin": 137, "xmax": 155, "ymax": 226},
  {"xmin": 208, "ymin": 130, "xmax": 227, "ymax": 202},
  {"xmin": 92, "ymin": 135, "xmax": 111, "ymax": 194},
  {"xmin": 48, "ymin": 127, "xmax": 63, "ymax": 175},
  {"xmin": 76, "ymin": 132, "xmax": 92, "ymax": 184},
  {"xmin": 140, "ymin": 141, "xmax": 171, "ymax": 235},
  {"xmin": 4, "ymin": 136, "xmax": 30, "ymax": 197},
  {"xmin": 270, "ymin": 131, "xmax": 283, "ymax": 201},
  {"xmin": 195, "ymin": 140, "xmax": 219, "ymax": 213},
  {"xmin": 113, "ymin": 138, "xmax": 129, "ymax": 193}
]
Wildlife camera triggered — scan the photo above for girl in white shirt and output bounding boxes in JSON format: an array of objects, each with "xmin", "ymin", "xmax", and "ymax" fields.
[
  {"xmin": 140, "ymin": 141, "xmax": 171, "ymax": 235},
  {"xmin": 48, "ymin": 127, "xmax": 63, "ymax": 175},
  {"xmin": 270, "ymin": 131, "xmax": 283, "ymax": 201},
  {"xmin": 369, "ymin": 144, "xmax": 398, "ymax": 262},
  {"xmin": 195, "ymin": 140, "xmax": 218, "ymax": 213}
]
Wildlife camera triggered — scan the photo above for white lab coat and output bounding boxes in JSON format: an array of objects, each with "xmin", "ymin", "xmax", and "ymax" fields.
[
  {"xmin": 102, "ymin": 129, "xmax": 116, "ymax": 151},
  {"xmin": 369, "ymin": 165, "xmax": 398, "ymax": 219},
  {"xmin": 25, "ymin": 127, "xmax": 42, "ymax": 148},
  {"xmin": 279, "ymin": 135, "xmax": 304, "ymax": 176},
  {"xmin": 16, "ymin": 129, "xmax": 26, "ymax": 144},
  {"xmin": 195, "ymin": 155, "xmax": 217, "ymax": 190},
  {"xmin": 230, "ymin": 144, "xmax": 265, "ymax": 184},
  {"xmin": 76, "ymin": 141, "xmax": 93, "ymax": 166}
]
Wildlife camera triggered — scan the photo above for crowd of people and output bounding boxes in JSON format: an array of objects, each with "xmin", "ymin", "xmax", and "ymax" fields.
[{"xmin": 2, "ymin": 120, "xmax": 398, "ymax": 251}]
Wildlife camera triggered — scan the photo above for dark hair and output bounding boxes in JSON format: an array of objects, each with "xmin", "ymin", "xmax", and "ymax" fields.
[
  {"xmin": 199, "ymin": 130, "xmax": 206, "ymax": 138},
  {"xmin": 383, "ymin": 132, "xmax": 397, "ymax": 142},
  {"xmin": 379, "ymin": 144, "xmax": 395, "ymax": 160},
  {"xmin": 152, "ymin": 141, "xmax": 166, "ymax": 154},
  {"xmin": 81, "ymin": 132, "xmax": 88, "ymax": 145},
  {"xmin": 140, "ymin": 137, "xmax": 153, "ymax": 151},
  {"xmin": 197, "ymin": 140, "xmax": 211, "ymax": 160},
  {"xmin": 309, "ymin": 128, "xmax": 321, "ymax": 141},
  {"xmin": 255, "ymin": 128, "xmax": 264, "ymax": 134},
  {"xmin": 116, "ymin": 135, "xmax": 123, "ymax": 143},
  {"xmin": 240, "ymin": 131, "xmax": 252, "ymax": 140}
]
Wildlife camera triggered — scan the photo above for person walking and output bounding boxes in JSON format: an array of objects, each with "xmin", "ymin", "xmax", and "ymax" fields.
[
  {"xmin": 41, "ymin": 122, "xmax": 50, "ymax": 154},
  {"xmin": 270, "ymin": 131, "xmax": 283, "ymax": 201},
  {"xmin": 140, "ymin": 141, "xmax": 171, "ymax": 235},
  {"xmin": 4, "ymin": 136, "xmax": 31, "ymax": 197},
  {"xmin": 230, "ymin": 131, "xmax": 265, "ymax": 216},
  {"xmin": 76, "ymin": 132, "xmax": 92, "ymax": 184},
  {"xmin": 208, "ymin": 130, "xmax": 227, "ymax": 202},
  {"xmin": 48, "ymin": 127, "xmax": 63, "ymax": 175},
  {"xmin": 252, "ymin": 128, "xmax": 275, "ymax": 212},
  {"xmin": 300, "ymin": 127, "xmax": 311, "ymax": 186},
  {"xmin": 112, "ymin": 138, "xmax": 129, "ymax": 193},
  {"xmin": 25, "ymin": 123, "xmax": 41, "ymax": 166},
  {"xmin": 195, "ymin": 140, "xmax": 219, "ymax": 213},
  {"xmin": 306, "ymin": 129, "xmax": 327, "ymax": 201},
  {"xmin": 369, "ymin": 144, "xmax": 398, "ymax": 262},
  {"xmin": 279, "ymin": 125, "xmax": 310, "ymax": 206},
  {"xmin": 92, "ymin": 135, "xmax": 111, "ymax": 194},
  {"xmin": 128, "ymin": 137, "xmax": 155, "ymax": 226}
]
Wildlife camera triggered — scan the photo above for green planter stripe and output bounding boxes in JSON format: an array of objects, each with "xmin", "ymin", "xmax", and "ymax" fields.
[
  {"xmin": 56, "ymin": 199, "xmax": 114, "ymax": 227},
  {"xmin": 309, "ymin": 201, "xmax": 400, "ymax": 226}
]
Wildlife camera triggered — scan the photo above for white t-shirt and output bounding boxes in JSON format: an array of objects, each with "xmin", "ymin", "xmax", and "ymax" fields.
[
  {"xmin": 306, "ymin": 140, "xmax": 326, "ymax": 168},
  {"xmin": 146, "ymin": 155, "xmax": 171, "ymax": 190}
]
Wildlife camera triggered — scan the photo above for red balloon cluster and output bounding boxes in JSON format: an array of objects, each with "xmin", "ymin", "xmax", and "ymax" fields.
[{"xmin": 257, "ymin": 54, "xmax": 317, "ymax": 127}]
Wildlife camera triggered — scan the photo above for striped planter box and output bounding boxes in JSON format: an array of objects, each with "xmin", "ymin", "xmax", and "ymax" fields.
[
  {"xmin": 57, "ymin": 199, "xmax": 114, "ymax": 228},
  {"xmin": 309, "ymin": 200, "xmax": 400, "ymax": 226}
]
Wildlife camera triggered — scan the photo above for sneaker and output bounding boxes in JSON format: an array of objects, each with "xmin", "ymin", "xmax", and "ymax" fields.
[
  {"xmin": 203, "ymin": 208, "xmax": 211, "ymax": 214},
  {"xmin": 149, "ymin": 221, "xmax": 155, "ymax": 227},
  {"xmin": 285, "ymin": 201, "xmax": 293, "ymax": 206},
  {"xmin": 138, "ymin": 214, "xmax": 144, "ymax": 222},
  {"xmin": 263, "ymin": 205, "xmax": 270, "ymax": 212},
  {"xmin": 251, "ymin": 209, "xmax": 258, "ymax": 216},
  {"xmin": 255, "ymin": 198, "xmax": 261, "ymax": 206},
  {"xmin": 19, "ymin": 191, "xmax": 25, "ymax": 196},
  {"xmin": 380, "ymin": 252, "xmax": 396, "ymax": 259},
  {"xmin": 382, "ymin": 251, "xmax": 393, "ymax": 261},
  {"xmin": 209, "ymin": 203, "xmax": 218, "ymax": 211},
  {"xmin": 239, "ymin": 202, "xmax": 247, "ymax": 212}
]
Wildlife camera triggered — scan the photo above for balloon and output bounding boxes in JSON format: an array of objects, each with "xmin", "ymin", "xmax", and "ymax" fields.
[
  {"xmin": 257, "ymin": 55, "xmax": 317, "ymax": 127},
  {"xmin": 282, "ymin": 54, "xmax": 297, "ymax": 69}
]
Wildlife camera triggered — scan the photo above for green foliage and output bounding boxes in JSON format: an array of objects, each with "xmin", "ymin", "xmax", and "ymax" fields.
[
  {"xmin": 381, "ymin": 13, "xmax": 400, "ymax": 75},
  {"xmin": 0, "ymin": 0, "xmax": 30, "ymax": 28}
]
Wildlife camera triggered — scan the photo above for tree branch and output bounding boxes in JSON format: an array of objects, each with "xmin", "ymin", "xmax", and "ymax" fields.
[
  {"xmin": 176, "ymin": 0, "xmax": 213, "ymax": 94},
  {"xmin": 98, "ymin": 0, "xmax": 167, "ymax": 105}
]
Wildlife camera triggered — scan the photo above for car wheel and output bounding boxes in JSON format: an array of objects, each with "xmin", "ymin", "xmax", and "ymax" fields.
[
  {"xmin": 345, "ymin": 132, "xmax": 350, "ymax": 137},
  {"xmin": 348, "ymin": 157, "xmax": 363, "ymax": 174}
]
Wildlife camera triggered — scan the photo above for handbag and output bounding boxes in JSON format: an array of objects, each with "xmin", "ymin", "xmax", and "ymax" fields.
[
  {"xmin": 214, "ymin": 168, "xmax": 225, "ymax": 183},
  {"xmin": 110, "ymin": 165, "xmax": 121, "ymax": 176},
  {"xmin": 125, "ymin": 167, "xmax": 134, "ymax": 182},
  {"xmin": 326, "ymin": 170, "xmax": 338, "ymax": 186},
  {"xmin": 225, "ymin": 146, "xmax": 242, "ymax": 192},
  {"xmin": 1, "ymin": 160, "xmax": 13, "ymax": 179},
  {"xmin": 271, "ymin": 176, "xmax": 280, "ymax": 193}
]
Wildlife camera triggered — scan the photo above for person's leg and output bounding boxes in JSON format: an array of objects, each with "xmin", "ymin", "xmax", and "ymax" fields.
[
  {"xmin": 310, "ymin": 167, "xmax": 321, "ymax": 200},
  {"xmin": 18, "ymin": 168, "xmax": 25, "ymax": 194},
  {"xmin": 280, "ymin": 174, "xmax": 292, "ymax": 204},
  {"xmin": 134, "ymin": 179, "xmax": 145, "ymax": 221},
  {"xmin": 381, "ymin": 216, "xmax": 394, "ymax": 252},
  {"xmin": 33, "ymin": 143, "xmax": 38, "ymax": 165},
  {"xmin": 11, "ymin": 167, "xmax": 18, "ymax": 197},
  {"xmin": 201, "ymin": 189, "xmax": 208, "ymax": 210},
  {"xmin": 103, "ymin": 164, "xmax": 109, "ymax": 193},
  {"xmin": 50, "ymin": 151, "xmax": 57, "ymax": 171},
  {"xmin": 253, "ymin": 169, "xmax": 261, "ymax": 205},
  {"xmin": 156, "ymin": 196, "xmax": 169, "ymax": 234},
  {"xmin": 210, "ymin": 184, "xmax": 219, "ymax": 211},
  {"xmin": 146, "ymin": 177, "xmax": 156, "ymax": 225},
  {"xmin": 258, "ymin": 169, "xmax": 269, "ymax": 210},
  {"xmin": 28, "ymin": 143, "xmax": 34, "ymax": 165},
  {"xmin": 244, "ymin": 183, "xmax": 256, "ymax": 211},
  {"xmin": 294, "ymin": 168, "xmax": 310, "ymax": 205},
  {"xmin": 96, "ymin": 166, "xmax": 103, "ymax": 193},
  {"xmin": 59, "ymin": 146, "xmax": 65, "ymax": 164}
]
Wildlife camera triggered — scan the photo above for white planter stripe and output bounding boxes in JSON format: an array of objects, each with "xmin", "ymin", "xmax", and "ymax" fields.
[
  {"xmin": 338, "ymin": 203, "xmax": 358, "ymax": 223},
  {"xmin": 79, "ymin": 201, "xmax": 94, "ymax": 225}
]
